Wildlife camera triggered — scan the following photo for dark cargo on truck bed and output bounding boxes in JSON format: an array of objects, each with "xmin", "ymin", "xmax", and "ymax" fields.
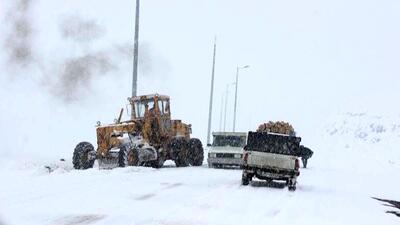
[{"xmin": 246, "ymin": 132, "xmax": 301, "ymax": 156}]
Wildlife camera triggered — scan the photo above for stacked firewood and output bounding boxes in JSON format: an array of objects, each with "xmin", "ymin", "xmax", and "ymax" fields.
[{"xmin": 257, "ymin": 121, "xmax": 296, "ymax": 136}]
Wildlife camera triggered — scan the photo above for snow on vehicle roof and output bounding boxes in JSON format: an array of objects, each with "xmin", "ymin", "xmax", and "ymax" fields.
[{"xmin": 129, "ymin": 93, "xmax": 170, "ymax": 102}]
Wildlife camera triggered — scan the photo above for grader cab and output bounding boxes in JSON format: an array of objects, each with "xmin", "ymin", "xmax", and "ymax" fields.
[{"xmin": 73, "ymin": 94, "xmax": 204, "ymax": 169}]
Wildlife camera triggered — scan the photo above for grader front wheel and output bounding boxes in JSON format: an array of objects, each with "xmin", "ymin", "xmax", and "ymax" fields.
[{"xmin": 73, "ymin": 142, "xmax": 96, "ymax": 169}]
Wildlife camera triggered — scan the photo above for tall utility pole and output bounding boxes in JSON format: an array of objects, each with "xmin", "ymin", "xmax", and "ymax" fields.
[
  {"xmin": 223, "ymin": 84, "xmax": 231, "ymax": 132},
  {"xmin": 233, "ymin": 65, "xmax": 249, "ymax": 132},
  {"xmin": 206, "ymin": 38, "xmax": 217, "ymax": 145},
  {"xmin": 131, "ymin": 0, "xmax": 140, "ymax": 97},
  {"xmin": 219, "ymin": 94, "xmax": 224, "ymax": 131}
]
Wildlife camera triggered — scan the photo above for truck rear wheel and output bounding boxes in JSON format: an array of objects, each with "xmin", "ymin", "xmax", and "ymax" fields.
[
  {"xmin": 188, "ymin": 138, "xmax": 204, "ymax": 166},
  {"xmin": 288, "ymin": 178, "xmax": 297, "ymax": 191},
  {"xmin": 242, "ymin": 176, "xmax": 249, "ymax": 185},
  {"xmin": 73, "ymin": 142, "xmax": 96, "ymax": 169},
  {"xmin": 241, "ymin": 172, "xmax": 251, "ymax": 186},
  {"xmin": 288, "ymin": 185, "xmax": 297, "ymax": 191}
]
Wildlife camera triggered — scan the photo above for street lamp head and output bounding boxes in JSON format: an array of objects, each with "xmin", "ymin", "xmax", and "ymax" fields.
[{"xmin": 238, "ymin": 65, "xmax": 250, "ymax": 70}]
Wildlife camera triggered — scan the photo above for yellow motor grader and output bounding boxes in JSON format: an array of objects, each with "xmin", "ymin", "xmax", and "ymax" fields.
[{"xmin": 73, "ymin": 94, "xmax": 204, "ymax": 169}]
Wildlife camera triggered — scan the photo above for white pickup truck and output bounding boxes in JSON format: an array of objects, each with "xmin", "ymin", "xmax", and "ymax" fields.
[
  {"xmin": 207, "ymin": 132, "xmax": 247, "ymax": 168},
  {"xmin": 241, "ymin": 131, "xmax": 301, "ymax": 191}
]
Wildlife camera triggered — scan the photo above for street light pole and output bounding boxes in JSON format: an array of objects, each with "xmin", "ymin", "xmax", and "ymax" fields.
[
  {"xmin": 219, "ymin": 94, "xmax": 224, "ymax": 131},
  {"xmin": 232, "ymin": 65, "xmax": 249, "ymax": 132},
  {"xmin": 223, "ymin": 84, "xmax": 230, "ymax": 132},
  {"xmin": 131, "ymin": 0, "xmax": 140, "ymax": 97},
  {"xmin": 206, "ymin": 37, "xmax": 217, "ymax": 145}
]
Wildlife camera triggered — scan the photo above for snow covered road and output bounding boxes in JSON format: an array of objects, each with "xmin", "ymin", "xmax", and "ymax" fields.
[{"xmin": 0, "ymin": 158, "xmax": 397, "ymax": 225}]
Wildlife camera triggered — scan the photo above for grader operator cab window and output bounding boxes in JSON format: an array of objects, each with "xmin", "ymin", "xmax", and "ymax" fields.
[
  {"xmin": 134, "ymin": 100, "xmax": 155, "ymax": 118},
  {"xmin": 133, "ymin": 96, "xmax": 170, "ymax": 119},
  {"xmin": 158, "ymin": 100, "xmax": 170, "ymax": 115}
]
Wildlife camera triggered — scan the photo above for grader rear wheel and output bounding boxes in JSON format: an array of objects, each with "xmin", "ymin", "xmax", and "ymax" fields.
[
  {"xmin": 127, "ymin": 148, "xmax": 139, "ymax": 166},
  {"xmin": 73, "ymin": 142, "xmax": 96, "ymax": 170},
  {"xmin": 151, "ymin": 150, "xmax": 166, "ymax": 168},
  {"xmin": 170, "ymin": 139, "xmax": 189, "ymax": 167},
  {"xmin": 175, "ymin": 151, "xmax": 189, "ymax": 167},
  {"xmin": 188, "ymin": 138, "xmax": 204, "ymax": 166},
  {"xmin": 118, "ymin": 145, "xmax": 140, "ymax": 167}
]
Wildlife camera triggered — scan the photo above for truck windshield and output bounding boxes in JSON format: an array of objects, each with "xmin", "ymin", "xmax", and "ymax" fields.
[{"xmin": 213, "ymin": 136, "xmax": 246, "ymax": 147}]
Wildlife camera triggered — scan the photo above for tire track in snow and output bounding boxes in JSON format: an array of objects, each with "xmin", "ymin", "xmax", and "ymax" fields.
[
  {"xmin": 134, "ymin": 183, "xmax": 183, "ymax": 201},
  {"xmin": 52, "ymin": 214, "xmax": 106, "ymax": 225}
]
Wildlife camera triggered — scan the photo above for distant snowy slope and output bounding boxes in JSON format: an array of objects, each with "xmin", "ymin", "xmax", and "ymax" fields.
[
  {"xmin": 314, "ymin": 113, "xmax": 400, "ymax": 171},
  {"xmin": 326, "ymin": 113, "xmax": 400, "ymax": 144}
]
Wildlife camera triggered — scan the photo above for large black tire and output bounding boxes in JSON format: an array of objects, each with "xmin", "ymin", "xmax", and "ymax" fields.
[
  {"xmin": 288, "ymin": 178, "xmax": 297, "ymax": 191},
  {"xmin": 73, "ymin": 142, "xmax": 96, "ymax": 169},
  {"xmin": 176, "ymin": 151, "xmax": 189, "ymax": 167},
  {"xmin": 118, "ymin": 145, "xmax": 129, "ymax": 167},
  {"xmin": 170, "ymin": 139, "xmax": 189, "ymax": 167},
  {"xmin": 127, "ymin": 148, "xmax": 139, "ymax": 166},
  {"xmin": 242, "ymin": 173, "xmax": 250, "ymax": 186},
  {"xmin": 150, "ymin": 149, "xmax": 165, "ymax": 168},
  {"xmin": 188, "ymin": 138, "xmax": 204, "ymax": 166},
  {"xmin": 118, "ymin": 145, "xmax": 140, "ymax": 167}
]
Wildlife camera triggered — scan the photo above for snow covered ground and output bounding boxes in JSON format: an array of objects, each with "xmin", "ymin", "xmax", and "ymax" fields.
[
  {"xmin": 0, "ymin": 113, "xmax": 398, "ymax": 225},
  {"xmin": 1, "ymin": 0, "xmax": 399, "ymax": 224}
]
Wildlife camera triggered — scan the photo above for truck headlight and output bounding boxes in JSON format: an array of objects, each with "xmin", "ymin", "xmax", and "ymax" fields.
[
  {"xmin": 208, "ymin": 153, "xmax": 216, "ymax": 158},
  {"xmin": 234, "ymin": 154, "xmax": 242, "ymax": 159}
]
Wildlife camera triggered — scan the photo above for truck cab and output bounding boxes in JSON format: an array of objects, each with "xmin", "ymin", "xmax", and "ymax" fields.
[{"xmin": 207, "ymin": 132, "xmax": 247, "ymax": 168}]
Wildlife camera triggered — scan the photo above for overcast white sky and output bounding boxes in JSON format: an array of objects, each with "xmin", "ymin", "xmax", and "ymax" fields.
[{"xmin": 0, "ymin": 0, "xmax": 399, "ymax": 159}]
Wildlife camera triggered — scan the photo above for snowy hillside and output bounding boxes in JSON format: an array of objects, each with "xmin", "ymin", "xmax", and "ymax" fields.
[
  {"xmin": 0, "ymin": 113, "xmax": 398, "ymax": 225},
  {"xmin": 316, "ymin": 113, "xmax": 400, "ymax": 171},
  {"xmin": 326, "ymin": 113, "xmax": 400, "ymax": 146}
]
